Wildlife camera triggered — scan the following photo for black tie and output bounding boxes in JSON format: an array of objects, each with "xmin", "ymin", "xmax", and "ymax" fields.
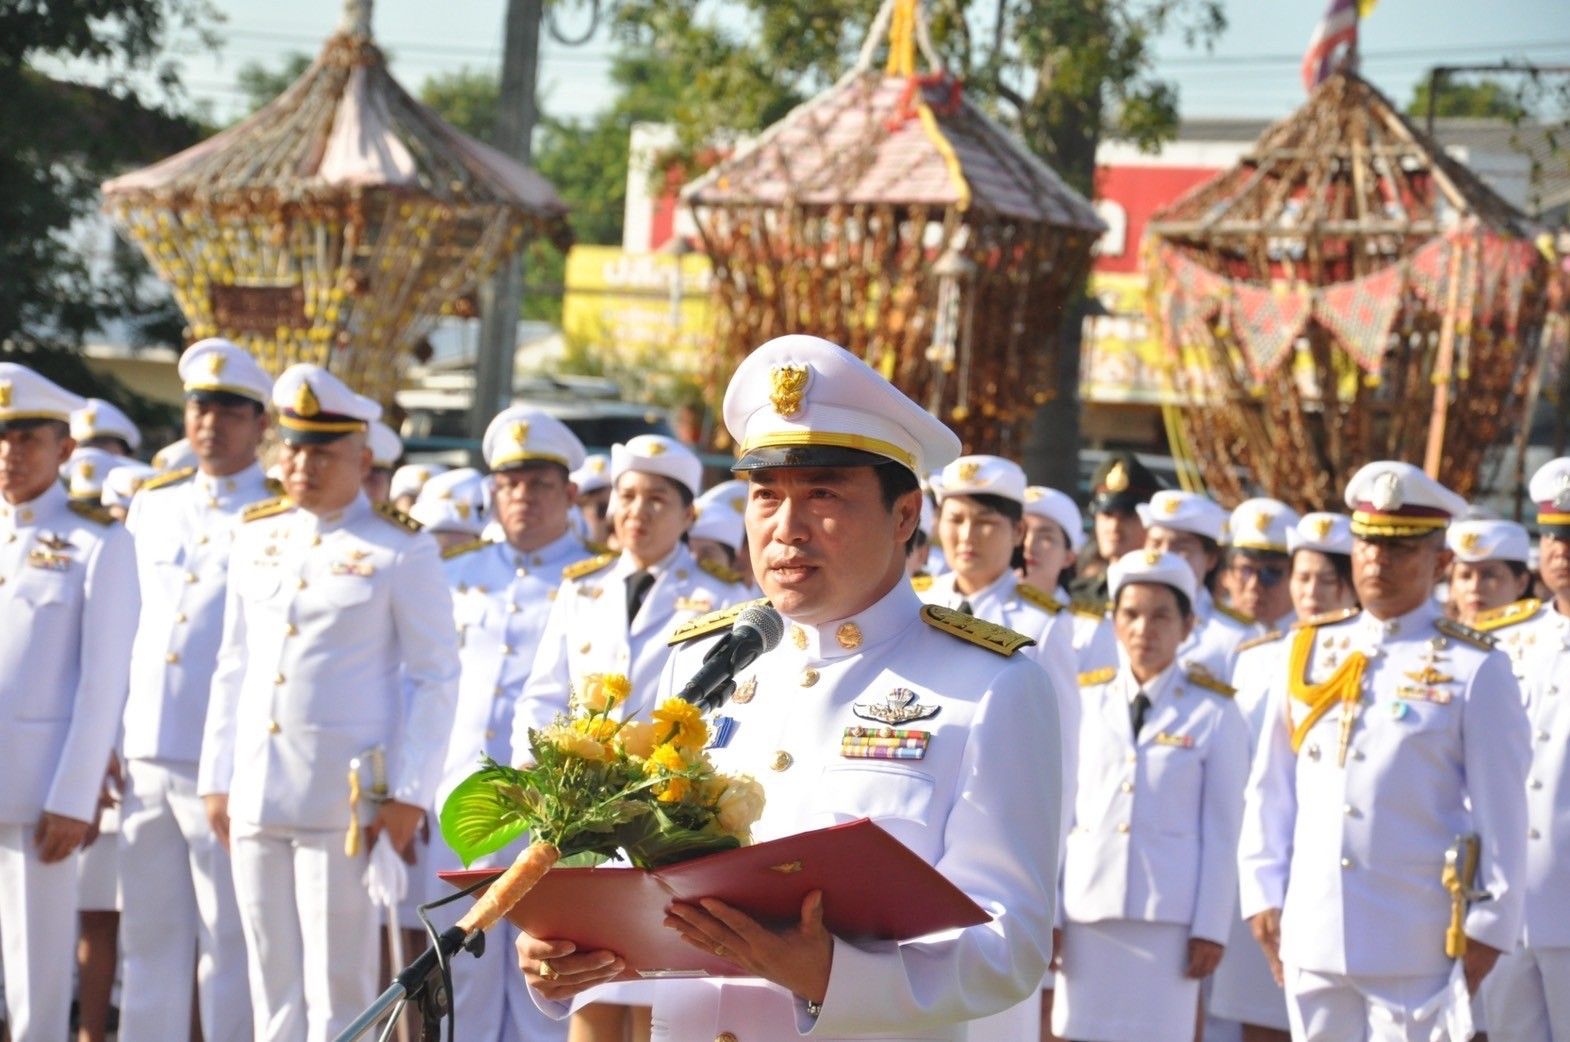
[
  {"xmin": 1131, "ymin": 691, "xmax": 1152, "ymax": 739},
  {"xmin": 956, "ymin": 599, "xmax": 974, "ymax": 616},
  {"xmin": 625, "ymin": 570, "xmax": 655, "ymax": 625}
]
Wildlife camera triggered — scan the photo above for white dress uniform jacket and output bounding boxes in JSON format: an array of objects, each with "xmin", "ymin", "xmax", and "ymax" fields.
[
  {"xmin": 511, "ymin": 542, "xmax": 749, "ymax": 747},
  {"xmin": 1067, "ymin": 593, "xmax": 1118, "ymax": 673},
  {"xmin": 199, "ymin": 493, "xmax": 460, "ymax": 824},
  {"xmin": 430, "ymin": 531, "xmax": 588, "ymax": 1042},
  {"xmin": 1238, "ymin": 602, "xmax": 1531, "ymax": 979},
  {"xmin": 0, "ymin": 483, "xmax": 136, "ymax": 1042},
  {"xmin": 1179, "ymin": 587, "xmax": 1252, "ymax": 683},
  {"xmin": 1480, "ymin": 601, "xmax": 1570, "ymax": 1041},
  {"xmin": 118, "ymin": 463, "xmax": 270, "ymax": 1042},
  {"xmin": 634, "ymin": 583, "xmax": 1062, "ymax": 1042}
]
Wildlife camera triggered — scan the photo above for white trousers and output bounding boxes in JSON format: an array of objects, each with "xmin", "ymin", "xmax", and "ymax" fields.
[
  {"xmin": 1481, "ymin": 945, "xmax": 1570, "ymax": 1042},
  {"xmin": 231, "ymin": 823, "xmax": 378, "ymax": 1042},
  {"xmin": 1284, "ymin": 966, "xmax": 1463, "ymax": 1042},
  {"xmin": 118, "ymin": 759, "xmax": 252, "ymax": 1042},
  {"xmin": 426, "ymin": 839, "xmax": 567, "ymax": 1042},
  {"xmin": 0, "ymin": 821, "xmax": 79, "ymax": 1042}
]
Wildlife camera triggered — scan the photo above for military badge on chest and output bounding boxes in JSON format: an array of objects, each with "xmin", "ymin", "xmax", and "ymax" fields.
[
  {"xmin": 27, "ymin": 532, "xmax": 75, "ymax": 571},
  {"xmin": 1395, "ymin": 637, "xmax": 1457, "ymax": 705},
  {"xmin": 330, "ymin": 549, "xmax": 376, "ymax": 577},
  {"xmin": 844, "ymin": 688, "xmax": 939, "ymax": 760}
]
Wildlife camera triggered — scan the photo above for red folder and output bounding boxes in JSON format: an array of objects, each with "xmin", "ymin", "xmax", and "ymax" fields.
[{"xmin": 439, "ymin": 818, "xmax": 989, "ymax": 978}]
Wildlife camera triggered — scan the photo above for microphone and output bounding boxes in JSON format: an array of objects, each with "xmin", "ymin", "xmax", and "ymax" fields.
[{"xmin": 678, "ymin": 604, "xmax": 784, "ymax": 711}]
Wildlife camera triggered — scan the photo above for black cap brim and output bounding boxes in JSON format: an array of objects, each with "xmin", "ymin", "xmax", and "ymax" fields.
[
  {"xmin": 1092, "ymin": 491, "xmax": 1150, "ymax": 515},
  {"xmin": 732, "ymin": 445, "xmax": 893, "ymax": 472},
  {"xmin": 278, "ymin": 426, "xmax": 357, "ymax": 446},
  {"xmin": 187, "ymin": 388, "xmax": 262, "ymax": 408}
]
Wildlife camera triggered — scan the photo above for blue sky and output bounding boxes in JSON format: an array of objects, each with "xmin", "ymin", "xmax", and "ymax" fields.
[{"xmin": 58, "ymin": 0, "xmax": 1570, "ymax": 125}]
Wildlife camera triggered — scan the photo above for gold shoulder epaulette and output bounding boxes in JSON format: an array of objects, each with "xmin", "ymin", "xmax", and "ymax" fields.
[
  {"xmin": 139, "ymin": 466, "xmax": 195, "ymax": 492},
  {"xmin": 666, "ymin": 598, "xmax": 769, "ymax": 645},
  {"xmin": 1016, "ymin": 583, "xmax": 1063, "ymax": 615},
  {"xmin": 1070, "ymin": 599, "xmax": 1108, "ymax": 620},
  {"xmin": 1078, "ymin": 666, "xmax": 1117, "ymax": 686},
  {"xmin": 265, "ymin": 476, "xmax": 285, "ymax": 496},
  {"xmin": 919, "ymin": 604, "xmax": 1035, "ymax": 657},
  {"xmin": 66, "ymin": 500, "xmax": 116, "ymax": 526},
  {"xmin": 441, "ymin": 536, "xmax": 491, "ymax": 560},
  {"xmin": 1292, "ymin": 607, "xmax": 1360, "ymax": 629},
  {"xmin": 242, "ymin": 497, "xmax": 291, "ymax": 523},
  {"xmin": 1217, "ymin": 604, "xmax": 1255, "ymax": 626},
  {"xmin": 697, "ymin": 557, "xmax": 744, "ymax": 585},
  {"xmin": 374, "ymin": 501, "xmax": 422, "ymax": 533},
  {"xmin": 910, "ymin": 573, "xmax": 934, "ymax": 592},
  {"xmin": 1185, "ymin": 663, "xmax": 1236, "ymax": 697},
  {"xmin": 1474, "ymin": 598, "xmax": 1542, "ymax": 633},
  {"xmin": 1435, "ymin": 616, "xmax": 1496, "ymax": 650},
  {"xmin": 562, "ymin": 552, "xmax": 616, "ymax": 581},
  {"xmin": 1236, "ymin": 629, "xmax": 1285, "ymax": 654}
]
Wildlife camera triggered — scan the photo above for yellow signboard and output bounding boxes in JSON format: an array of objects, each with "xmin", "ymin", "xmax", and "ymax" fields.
[{"xmin": 561, "ymin": 246, "xmax": 713, "ymax": 376}]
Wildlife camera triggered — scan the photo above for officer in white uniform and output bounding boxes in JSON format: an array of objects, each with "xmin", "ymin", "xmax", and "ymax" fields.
[
  {"xmin": 1214, "ymin": 509, "xmax": 1343, "ymax": 1041},
  {"xmin": 198, "ymin": 364, "xmax": 460, "ymax": 1042},
  {"xmin": 569, "ymin": 452, "xmax": 613, "ymax": 550},
  {"xmin": 1021, "ymin": 484, "xmax": 1117, "ymax": 671},
  {"xmin": 70, "ymin": 397, "xmax": 142, "ymax": 456},
  {"xmin": 118, "ymin": 339, "xmax": 275, "ymax": 1042},
  {"xmin": 513, "ymin": 433, "xmax": 750, "ymax": 741},
  {"xmin": 391, "ymin": 462, "xmax": 448, "ymax": 513},
  {"xmin": 1238, "ymin": 461, "xmax": 1531, "ymax": 1042},
  {"xmin": 151, "ymin": 436, "xmax": 198, "ymax": 473},
  {"xmin": 1479, "ymin": 457, "xmax": 1570, "ymax": 1042},
  {"xmin": 1446, "ymin": 519, "xmax": 1537, "ymax": 654},
  {"xmin": 0, "ymin": 364, "xmax": 137, "ymax": 1042},
  {"xmin": 517, "ymin": 333, "xmax": 1063, "ymax": 1042},
  {"xmin": 1140, "ymin": 490, "xmax": 1254, "ymax": 682},
  {"xmin": 1225, "ymin": 499, "xmax": 1301, "ymax": 637},
  {"xmin": 409, "ymin": 467, "xmax": 490, "ymax": 551},
  {"xmin": 690, "ymin": 478, "xmax": 751, "ymax": 582},
  {"xmin": 100, "ymin": 460, "xmax": 157, "ymax": 521},
  {"xmin": 1053, "ymin": 550, "xmax": 1250, "ymax": 1042},
  {"xmin": 429, "ymin": 407, "xmax": 591, "ymax": 1042},
  {"xmin": 365, "ymin": 420, "xmax": 402, "ymax": 504}
]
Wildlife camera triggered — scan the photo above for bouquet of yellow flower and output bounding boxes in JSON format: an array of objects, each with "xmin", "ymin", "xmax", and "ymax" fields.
[{"xmin": 440, "ymin": 674, "xmax": 765, "ymax": 934}]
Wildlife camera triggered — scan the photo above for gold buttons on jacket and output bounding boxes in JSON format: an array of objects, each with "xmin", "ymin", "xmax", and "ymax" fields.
[
  {"xmin": 800, "ymin": 669, "xmax": 819, "ymax": 687},
  {"xmin": 716, "ymin": 1033, "xmax": 739, "ymax": 1042},
  {"xmin": 184, "ymin": 571, "xmax": 199, "ymax": 584},
  {"xmin": 770, "ymin": 751, "xmax": 793, "ymax": 772},
  {"xmin": 1116, "ymin": 822, "xmax": 1130, "ymax": 834},
  {"xmin": 273, "ymin": 673, "xmax": 286, "ymax": 686},
  {"xmin": 267, "ymin": 720, "xmax": 281, "ymax": 734},
  {"xmin": 165, "ymin": 652, "xmax": 180, "ymax": 664},
  {"xmin": 284, "ymin": 623, "xmax": 298, "ymax": 636},
  {"xmin": 790, "ymin": 626, "xmax": 807, "ymax": 650},
  {"xmin": 296, "ymin": 578, "xmax": 308, "ymax": 590},
  {"xmin": 173, "ymin": 611, "xmax": 187, "ymax": 623},
  {"xmin": 1340, "ymin": 857, "xmax": 1354, "ymax": 869},
  {"xmin": 835, "ymin": 622, "xmax": 862, "ymax": 650}
]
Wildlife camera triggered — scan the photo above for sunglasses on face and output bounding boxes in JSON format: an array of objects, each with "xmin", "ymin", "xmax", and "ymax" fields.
[{"xmin": 1230, "ymin": 562, "xmax": 1286, "ymax": 587}]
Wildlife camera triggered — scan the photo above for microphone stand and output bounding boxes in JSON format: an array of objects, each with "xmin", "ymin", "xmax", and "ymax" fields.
[{"xmin": 333, "ymin": 883, "xmax": 489, "ymax": 1042}]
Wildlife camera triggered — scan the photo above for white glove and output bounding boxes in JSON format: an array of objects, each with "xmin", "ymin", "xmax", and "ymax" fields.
[{"xmin": 363, "ymin": 834, "xmax": 408, "ymax": 908}]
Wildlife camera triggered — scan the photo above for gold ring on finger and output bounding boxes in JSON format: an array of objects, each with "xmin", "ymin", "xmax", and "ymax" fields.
[{"xmin": 538, "ymin": 958, "xmax": 558, "ymax": 980}]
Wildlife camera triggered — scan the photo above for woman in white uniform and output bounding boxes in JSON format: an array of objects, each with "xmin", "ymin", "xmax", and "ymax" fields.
[
  {"xmin": 1053, "ymin": 549, "xmax": 1250, "ymax": 1042},
  {"xmin": 1020, "ymin": 485, "xmax": 1117, "ymax": 673},
  {"xmin": 1213, "ymin": 512, "xmax": 1358, "ymax": 1042}
]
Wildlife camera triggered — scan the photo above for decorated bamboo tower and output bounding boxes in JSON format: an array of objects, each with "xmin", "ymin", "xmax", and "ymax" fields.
[
  {"xmin": 100, "ymin": 0, "xmax": 569, "ymax": 406},
  {"xmin": 681, "ymin": 0, "xmax": 1103, "ymax": 457},
  {"xmin": 1145, "ymin": 71, "xmax": 1552, "ymax": 510}
]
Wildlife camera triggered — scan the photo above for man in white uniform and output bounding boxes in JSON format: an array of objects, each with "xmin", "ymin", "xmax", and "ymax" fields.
[
  {"xmin": 431, "ymin": 407, "xmax": 592, "ymax": 1042},
  {"xmin": 1239, "ymin": 461, "xmax": 1530, "ymax": 1041},
  {"xmin": 199, "ymin": 364, "xmax": 460, "ymax": 1042},
  {"xmin": 0, "ymin": 364, "xmax": 137, "ymax": 1042},
  {"xmin": 517, "ymin": 333, "xmax": 1063, "ymax": 1042},
  {"xmin": 118, "ymin": 339, "xmax": 274, "ymax": 1042},
  {"xmin": 1479, "ymin": 457, "xmax": 1570, "ymax": 1042}
]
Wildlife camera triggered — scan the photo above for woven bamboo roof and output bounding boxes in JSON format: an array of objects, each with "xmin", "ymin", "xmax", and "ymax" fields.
[
  {"xmin": 683, "ymin": 69, "xmax": 1101, "ymax": 231},
  {"xmin": 1149, "ymin": 71, "xmax": 1532, "ymax": 257},
  {"xmin": 101, "ymin": 1, "xmax": 566, "ymax": 231}
]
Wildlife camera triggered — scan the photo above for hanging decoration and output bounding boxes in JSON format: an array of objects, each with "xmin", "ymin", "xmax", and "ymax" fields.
[
  {"xmin": 99, "ymin": 0, "xmax": 570, "ymax": 407},
  {"xmin": 680, "ymin": 0, "xmax": 1103, "ymax": 458}
]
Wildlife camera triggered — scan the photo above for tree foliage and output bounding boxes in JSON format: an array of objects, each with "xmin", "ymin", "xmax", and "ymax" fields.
[
  {"xmin": 1407, "ymin": 76, "xmax": 1530, "ymax": 122},
  {"xmin": 235, "ymin": 51, "xmax": 312, "ymax": 113}
]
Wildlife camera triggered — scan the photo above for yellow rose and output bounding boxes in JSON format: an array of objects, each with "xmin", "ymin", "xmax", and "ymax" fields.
[
  {"xmin": 652, "ymin": 698, "xmax": 708, "ymax": 751},
  {"xmin": 573, "ymin": 672, "xmax": 632, "ymax": 713},
  {"xmin": 715, "ymin": 775, "xmax": 766, "ymax": 835},
  {"xmin": 547, "ymin": 725, "xmax": 610, "ymax": 762},
  {"xmin": 617, "ymin": 719, "xmax": 657, "ymax": 759}
]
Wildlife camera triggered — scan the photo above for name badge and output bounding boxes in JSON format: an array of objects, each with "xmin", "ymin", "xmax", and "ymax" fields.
[
  {"xmin": 1152, "ymin": 731, "xmax": 1196, "ymax": 749},
  {"xmin": 841, "ymin": 725, "xmax": 930, "ymax": 761}
]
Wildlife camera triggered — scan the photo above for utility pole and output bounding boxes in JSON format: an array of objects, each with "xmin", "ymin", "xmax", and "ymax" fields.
[{"xmin": 470, "ymin": 0, "xmax": 544, "ymax": 441}]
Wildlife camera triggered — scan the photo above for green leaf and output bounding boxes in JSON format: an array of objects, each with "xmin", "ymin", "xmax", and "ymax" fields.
[{"xmin": 439, "ymin": 772, "xmax": 531, "ymax": 867}]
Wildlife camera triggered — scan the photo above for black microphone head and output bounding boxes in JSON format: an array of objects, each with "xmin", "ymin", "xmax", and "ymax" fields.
[{"xmin": 734, "ymin": 603, "xmax": 784, "ymax": 652}]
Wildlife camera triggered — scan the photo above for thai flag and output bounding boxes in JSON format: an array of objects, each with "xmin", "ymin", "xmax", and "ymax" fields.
[{"xmin": 1301, "ymin": 0, "xmax": 1374, "ymax": 92}]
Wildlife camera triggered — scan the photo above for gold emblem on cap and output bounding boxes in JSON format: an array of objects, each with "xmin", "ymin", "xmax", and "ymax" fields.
[
  {"xmin": 645, "ymin": 439, "xmax": 667, "ymax": 457},
  {"xmin": 82, "ymin": 403, "xmax": 98, "ymax": 425},
  {"xmin": 588, "ymin": 457, "xmax": 606, "ymax": 473},
  {"xmin": 1458, "ymin": 531, "xmax": 1481, "ymax": 554},
  {"xmin": 729, "ymin": 495, "xmax": 745, "ymax": 513},
  {"xmin": 956, "ymin": 460, "xmax": 980, "ymax": 482},
  {"xmin": 510, "ymin": 420, "xmax": 530, "ymax": 446},
  {"xmin": 836, "ymin": 622, "xmax": 862, "ymax": 650},
  {"xmin": 294, "ymin": 380, "xmax": 321, "ymax": 418},
  {"xmin": 455, "ymin": 502, "xmax": 472, "ymax": 520},
  {"xmin": 79, "ymin": 461, "xmax": 96, "ymax": 481},
  {"xmin": 206, "ymin": 351, "xmax": 227, "ymax": 377},
  {"xmin": 1144, "ymin": 548, "xmax": 1162, "ymax": 565},
  {"xmin": 1370, "ymin": 471, "xmax": 1403, "ymax": 511},
  {"xmin": 1311, "ymin": 516, "xmax": 1334, "ymax": 540},
  {"xmin": 1253, "ymin": 511, "xmax": 1272, "ymax": 534},
  {"xmin": 0, "ymin": 379, "xmax": 11, "ymax": 408},
  {"xmin": 1024, "ymin": 487, "xmax": 1044, "ymax": 502},
  {"xmin": 1105, "ymin": 461, "xmax": 1129, "ymax": 492},
  {"xmin": 769, "ymin": 364, "xmax": 809, "ymax": 417},
  {"xmin": 1553, "ymin": 473, "xmax": 1570, "ymax": 510},
  {"xmin": 1160, "ymin": 496, "xmax": 1180, "ymax": 516}
]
